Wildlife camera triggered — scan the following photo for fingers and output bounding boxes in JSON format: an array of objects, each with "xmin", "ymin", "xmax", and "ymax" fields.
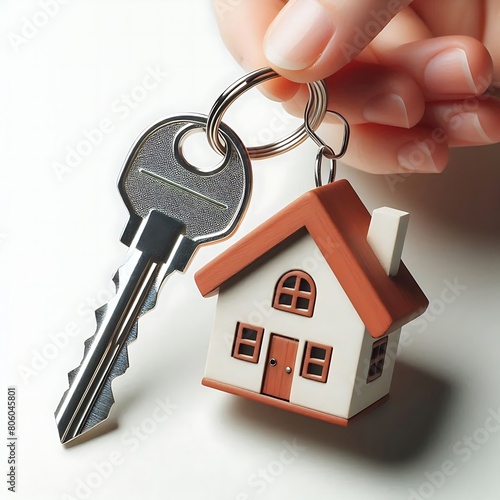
[
  {"xmin": 422, "ymin": 97, "xmax": 500, "ymax": 147},
  {"xmin": 211, "ymin": 0, "xmax": 299, "ymax": 100},
  {"xmin": 283, "ymin": 61, "xmax": 425, "ymax": 128},
  {"xmin": 263, "ymin": 0, "xmax": 413, "ymax": 82},
  {"xmin": 411, "ymin": 0, "xmax": 485, "ymax": 39},
  {"xmin": 298, "ymin": 94, "xmax": 500, "ymax": 174},
  {"xmin": 323, "ymin": 123, "xmax": 449, "ymax": 174},
  {"xmin": 212, "ymin": 0, "xmax": 498, "ymax": 176},
  {"xmin": 212, "ymin": 0, "xmax": 279, "ymax": 68},
  {"xmin": 483, "ymin": 0, "xmax": 500, "ymax": 86},
  {"xmin": 213, "ymin": 0, "xmax": 414, "ymax": 87},
  {"xmin": 378, "ymin": 36, "xmax": 494, "ymax": 100}
]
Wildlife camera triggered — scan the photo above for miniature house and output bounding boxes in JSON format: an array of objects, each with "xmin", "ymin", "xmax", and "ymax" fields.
[{"xmin": 195, "ymin": 180, "xmax": 428, "ymax": 425}]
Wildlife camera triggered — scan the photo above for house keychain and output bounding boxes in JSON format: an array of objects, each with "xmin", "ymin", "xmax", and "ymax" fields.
[
  {"xmin": 55, "ymin": 67, "xmax": 428, "ymax": 443},
  {"xmin": 195, "ymin": 70, "xmax": 429, "ymax": 426}
]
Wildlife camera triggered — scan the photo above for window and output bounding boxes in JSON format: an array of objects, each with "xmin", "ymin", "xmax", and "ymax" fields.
[
  {"xmin": 232, "ymin": 323, "xmax": 264, "ymax": 363},
  {"xmin": 367, "ymin": 337, "xmax": 388, "ymax": 382},
  {"xmin": 273, "ymin": 270, "xmax": 316, "ymax": 317},
  {"xmin": 301, "ymin": 342, "xmax": 333, "ymax": 383}
]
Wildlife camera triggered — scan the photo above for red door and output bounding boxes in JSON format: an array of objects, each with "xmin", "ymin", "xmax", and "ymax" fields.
[{"xmin": 261, "ymin": 334, "xmax": 298, "ymax": 401}]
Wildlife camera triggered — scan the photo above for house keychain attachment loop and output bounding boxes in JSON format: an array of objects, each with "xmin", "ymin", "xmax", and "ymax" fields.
[
  {"xmin": 315, "ymin": 145, "xmax": 336, "ymax": 187},
  {"xmin": 206, "ymin": 67, "xmax": 328, "ymax": 160},
  {"xmin": 304, "ymin": 94, "xmax": 350, "ymax": 187}
]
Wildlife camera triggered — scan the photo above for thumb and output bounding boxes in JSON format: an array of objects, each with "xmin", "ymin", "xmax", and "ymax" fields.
[{"xmin": 264, "ymin": 0, "xmax": 413, "ymax": 82}]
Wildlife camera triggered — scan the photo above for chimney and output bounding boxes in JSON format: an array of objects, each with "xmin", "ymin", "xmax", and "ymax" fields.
[{"xmin": 367, "ymin": 207, "xmax": 410, "ymax": 277}]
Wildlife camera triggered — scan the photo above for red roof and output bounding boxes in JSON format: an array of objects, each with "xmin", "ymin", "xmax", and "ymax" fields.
[{"xmin": 195, "ymin": 180, "xmax": 428, "ymax": 338}]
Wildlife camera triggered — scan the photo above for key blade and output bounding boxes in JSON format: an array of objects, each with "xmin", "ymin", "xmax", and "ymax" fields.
[
  {"xmin": 55, "ymin": 254, "xmax": 159, "ymax": 443},
  {"xmin": 55, "ymin": 212, "xmax": 186, "ymax": 443}
]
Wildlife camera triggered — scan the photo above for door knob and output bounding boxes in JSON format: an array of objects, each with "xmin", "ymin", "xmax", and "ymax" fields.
[{"xmin": 285, "ymin": 366, "xmax": 292, "ymax": 374}]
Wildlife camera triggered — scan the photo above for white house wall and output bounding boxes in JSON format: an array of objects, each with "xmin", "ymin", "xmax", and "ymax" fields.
[
  {"xmin": 347, "ymin": 328, "xmax": 401, "ymax": 418},
  {"xmin": 204, "ymin": 230, "xmax": 369, "ymax": 419}
]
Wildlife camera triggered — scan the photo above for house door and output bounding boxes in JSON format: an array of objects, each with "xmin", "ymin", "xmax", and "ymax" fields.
[{"xmin": 261, "ymin": 334, "xmax": 299, "ymax": 401}]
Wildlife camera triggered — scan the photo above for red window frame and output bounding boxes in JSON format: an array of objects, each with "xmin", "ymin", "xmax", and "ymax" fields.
[
  {"xmin": 273, "ymin": 270, "xmax": 316, "ymax": 317},
  {"xmin": 301, "ymin": 342, "xmax": 333, "ymax": 383},
  {"xmin": 232, "ymin": 322, "xmax": 264, "ymax": 363}
]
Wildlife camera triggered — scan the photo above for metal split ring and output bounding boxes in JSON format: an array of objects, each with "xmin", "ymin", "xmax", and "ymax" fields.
[
  {"xmin": 206, "ymin": 67, "xmax": 328, "ymax": 160},
  {"xmin": 304, "ymin": 95, "xmax": 350, "ymax": 187}
]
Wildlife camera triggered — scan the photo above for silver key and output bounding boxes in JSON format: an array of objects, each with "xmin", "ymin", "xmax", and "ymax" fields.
[{"xmin": 55, "ymin": 113, "xmax": 251, "ymax": 444}]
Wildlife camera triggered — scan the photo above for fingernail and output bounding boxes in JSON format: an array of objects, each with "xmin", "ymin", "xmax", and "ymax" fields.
[
  {"xmin": 451, "ymin": 112, "xmax": 494, "ymax": 143},
  {"xmin": 424, "ymin": 48, "xmax": 477, "ymax": 94},
  {"xmin": 362, "ymin": 93, "xmax": 410, "ymax": 128},
  {"xmin": 264, "ymin": 0, "xmax": 334, "ymax": 71},
  {"xmin": 397, "ymin": 141, "xmax": 441, "ymax": 173}
]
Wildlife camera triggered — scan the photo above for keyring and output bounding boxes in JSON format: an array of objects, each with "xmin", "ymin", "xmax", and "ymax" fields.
[
  {"xmin": 206, "ymin": 67, "xmax": 328, "ymax": 160},
  {"xmin": 304, "ymin": 95, "xmax": 350, "ymax": 187},
  {"xmin": 304, "ymin": 105, "xmax": 350, "ymax": 161}
]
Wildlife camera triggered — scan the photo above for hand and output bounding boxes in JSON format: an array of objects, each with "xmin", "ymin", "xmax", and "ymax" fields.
[{"xmin": 213, "ymin": 0, "xmax": 500, "ymax": 174}]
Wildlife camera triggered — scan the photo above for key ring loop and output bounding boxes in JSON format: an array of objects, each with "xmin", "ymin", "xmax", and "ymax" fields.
[
  {"xmin": 315, "ymin": 145, "xmax": 336, "ymax": 187},
  {"xmin": 304, "ymin": 101, "xmax": 350, "ymax": 161},
  {"xmin": 206, "ymin": 67, "xmax": 328, "ymax": 160},
  {"xmin": 304, "ymin": 96, "xmax": 350, "ymax": 187}
]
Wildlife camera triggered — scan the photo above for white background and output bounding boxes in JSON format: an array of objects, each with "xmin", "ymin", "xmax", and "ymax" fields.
[{"xmin": 2, "ymin": 1, "xmax": 500, "ymax": 499}]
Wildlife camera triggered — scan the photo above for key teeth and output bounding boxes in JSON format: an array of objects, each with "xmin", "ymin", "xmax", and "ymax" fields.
[
  {"xmin": 55, "ymin": 388, "xmax": 70, "ymax": 417},
  {"xmin": 139, "ymin": 281, "xmax": 161, "ymax": 317},
  {"xmin": 67, "ymin": 367, "xmax": 78, "ymax": 386},
  {"xmin": 82, "ymin": 335, "xmax": 95, "ymax": 358},
  {"xmin": 95, "ymin": 303, "xmax": 107, "ymax": 329},
  {"xmin": 60, "ymin": 320, "xmax": 140, "ymax": 441},
  {"xmin": 80, "ymin": 322, "xmax": 137, "ymax": 434},
  {"xmin": 112, "ymin": 267, "xmax": 120, "ymax": 291},
  {"xmin": 65, "ymin": 300, "xmax": 108, "ymax": 387},
  {"xmin": 56, "ymin": 257, "xmax": 164, "ymax": 443}
]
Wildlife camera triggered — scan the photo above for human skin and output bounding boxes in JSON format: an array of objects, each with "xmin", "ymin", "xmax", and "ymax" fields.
[{"xmin": 212, "ymin": 0, "xmax": 500, "ymax": 174}]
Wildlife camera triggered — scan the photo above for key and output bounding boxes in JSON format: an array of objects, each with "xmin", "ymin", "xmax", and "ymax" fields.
[{"xmin": 55, "ymin": 113, "xmax": 251, "ymax": 444}]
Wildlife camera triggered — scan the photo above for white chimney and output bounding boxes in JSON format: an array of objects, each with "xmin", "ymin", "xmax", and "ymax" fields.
[{"xmin": 367, "ymin": 207, "xmax": 410, "ymax": 277}]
